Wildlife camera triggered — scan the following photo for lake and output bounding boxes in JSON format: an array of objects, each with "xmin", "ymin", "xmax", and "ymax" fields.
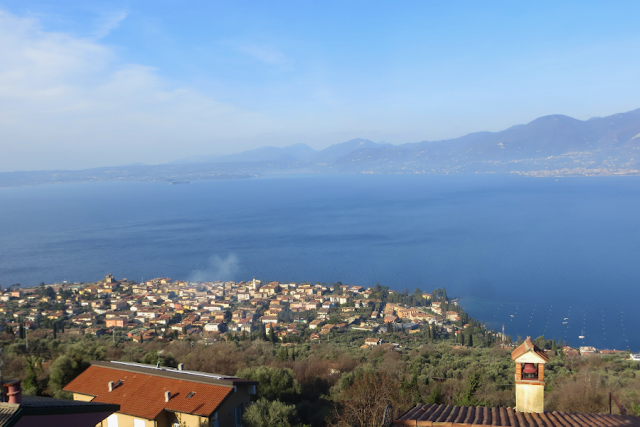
[{"xmin": 0, "ymin": 174, "xmax": 638, "ymax": 350}]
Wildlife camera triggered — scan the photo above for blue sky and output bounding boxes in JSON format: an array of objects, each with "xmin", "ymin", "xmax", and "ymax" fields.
[{"xmin": 1, "ymin": 1, "xmax": 640, "ymax": 171}]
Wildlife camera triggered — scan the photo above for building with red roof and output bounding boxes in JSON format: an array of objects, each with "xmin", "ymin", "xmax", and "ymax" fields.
[
  {"xmin": 0, "ymin": 379, "xmax": 119, "ymax": 427},
  {"xmin": 64, "ymin": 361, "xmax": 258, "ymax": 427}
]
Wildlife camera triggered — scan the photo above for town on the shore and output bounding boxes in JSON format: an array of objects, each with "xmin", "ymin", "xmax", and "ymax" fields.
[{"xmin": 0, "ymin": 274, "xmax": 622, "ymax": 356}]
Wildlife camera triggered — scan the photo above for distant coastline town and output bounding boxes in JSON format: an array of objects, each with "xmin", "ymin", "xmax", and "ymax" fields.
[{"xmin": 0, "ymin": 274, "xmax": 626, "ymax": 357}]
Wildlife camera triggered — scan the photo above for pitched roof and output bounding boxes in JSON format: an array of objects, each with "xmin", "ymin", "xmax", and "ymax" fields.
[
  {"xmin": 394, "ymin": 404, "xmax": 640, "ymax": 427},
  {"xmin": 0, "ymin": 396, "xmax": 119, "ymax": 427},
  {"xmin": 0, "ymin": 405, "xmax": 19, "ymax": 427},
  {"xmin": 63, "ymin": 364, "xmax": 236, "ymax": 420},
  {"xmin": 511, "ymin": 336, "xmax": 550, "ymax": 362}
]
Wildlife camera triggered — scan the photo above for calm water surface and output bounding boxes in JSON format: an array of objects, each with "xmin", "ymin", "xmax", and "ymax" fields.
[{"xmin": 0, "ymin": 174, "xmax": 638, "ymax": 350}]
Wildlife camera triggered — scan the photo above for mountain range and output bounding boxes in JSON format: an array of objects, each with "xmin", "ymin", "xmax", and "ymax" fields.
[
  {"xmin": 174, "ymin": 108, "xmax": 640, "ymax": 176},
  {"xmin": 2, "ymin": 108, "xmax": 640, "ymax": 187}
]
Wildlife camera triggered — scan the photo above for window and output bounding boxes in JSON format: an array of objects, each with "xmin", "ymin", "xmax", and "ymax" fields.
[
  {"xmin": 234, "ymin": 405, "xmax": 243, "ymax": 427},
  {"xmin": 210, "ymin": 412, "xmax": 219, "ymax": 427},
  {"xmin": 169, "ymin": 414, "xmax": 180, "ymax": 427},
  {"xmin": 133, "ymin": 419, "xmax": 145, "ymax": 427},
  {"xmin": 107, "ymin": 414, "xmax": 119, "ymax": 427}
]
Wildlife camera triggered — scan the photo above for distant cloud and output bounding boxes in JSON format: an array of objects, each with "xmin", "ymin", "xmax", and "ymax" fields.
[
  {"xmin": 232, "ymin": 43, "xmax": 290, "ymax": 65},
  {"xmin": 0, "ymin": 9, "xmax": 275, "ymax": 171},
  {"xmin": 93, "ymin": 11, "xmax": 128, "ymax": 40}
]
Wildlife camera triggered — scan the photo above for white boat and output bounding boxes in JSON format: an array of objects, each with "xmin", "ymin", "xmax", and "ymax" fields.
[
  {"xmin": 562, "ymin": 321, "xmax": 568, "ymax": 324},
  {"xmin": 579, "ymin": 335, "xmax": 585, "ymax": 339}
]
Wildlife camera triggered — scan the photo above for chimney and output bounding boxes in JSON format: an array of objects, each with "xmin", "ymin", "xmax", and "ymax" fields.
[
  {"xmin": 165, "ymin": 391, "xmax": 171, "ymax": 402},
  {"xmin": 4, "ymin": 380, "xmax": 22, "ymax": 404},
  {"xmin": 178, "ymin": 363, "xmax": 184, "ymax": 371},
  {"xmin": 108, "ymin": 381, "xmax": 114, "ymax": 392}
]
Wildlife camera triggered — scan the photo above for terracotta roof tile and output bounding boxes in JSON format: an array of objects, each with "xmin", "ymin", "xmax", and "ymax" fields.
[
  {"xmin": 63, "ymin": 366, "xmax": 232, "ymax": 420},
  {"xmin": 511, "ymin": 337, "xmax": 550, "ymax": 362},
  {"xmin": 394, "ymin": 404, "xmax": 640, "ymax": 427}
]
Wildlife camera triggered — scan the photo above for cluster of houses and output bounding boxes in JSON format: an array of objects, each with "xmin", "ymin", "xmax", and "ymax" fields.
[{"xmin": 0, "ymin": 274, "xmax": 467, "ymax": 344}]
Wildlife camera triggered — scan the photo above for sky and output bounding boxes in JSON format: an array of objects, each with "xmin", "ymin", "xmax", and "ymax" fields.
[{"xmin": 1, "ymin": 1, "xmax": 640, "ymax": 172}]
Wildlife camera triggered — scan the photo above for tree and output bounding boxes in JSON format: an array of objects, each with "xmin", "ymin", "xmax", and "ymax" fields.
[
  {"xmin": 243, "ymin": 398, "xmax": 297, "ymax": 427},
  {"xmin": 533, "ymin": 335, "xmax": 547, "ymax": 350},
  {"xmin": 276, "ymin": 347, "xmax": 289, "ymax": 362},
  {"xmin": 48, "ymin": 355, "xmax": 77, "ymax": 397},
  {"xmin": 23, "ymin": 356, "xmax": 44, "ymax": 396},
  {"xmin": 427, "ymin": 384, "xmax": 446, "ymax": 404},
  {"xmin": 236, "ymin": 366, "xmax": 301, "ymax": 401},
  {"xmin": 454, "ymin": 370, "xmax": 484, "ymax": 406},
  {"xmin": 546, "ymin": 372, "xmax": 608, "ymax": 413},
  {"xmin": 332, "ymin": 370, "xmax": 410, "ymax": 427},
  {"xmin": 142, "ymin": 351, "xmax": 159, "ymax": 365}
]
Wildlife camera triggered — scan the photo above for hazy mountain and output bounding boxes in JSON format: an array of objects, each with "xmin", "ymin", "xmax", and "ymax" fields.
[
  {"xmin": 173, "ymin": 143, "xmax": 317, "ymax": 164},
  {"xmin": 331, "ymin": 109, "xmax": 640, "ymax": 174},
  {"xmin": 3, "ymin": 108, "xmax": 640, "ymax": 188},
  {"xmin": 173, "ymin": 109, "xmax": 640, "ymax": 174},
  {"xmin": 310, "ymin": 138, "xmax": 390, "ymax": 164}
]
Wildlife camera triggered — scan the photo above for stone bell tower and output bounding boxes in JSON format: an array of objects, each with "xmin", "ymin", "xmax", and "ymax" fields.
[{"xmin": 511, "ymin": 336, "xmax": 549, "ymax": 413}]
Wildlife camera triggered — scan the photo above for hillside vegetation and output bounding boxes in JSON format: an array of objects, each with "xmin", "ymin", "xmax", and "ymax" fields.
[{"xmin": 1, "ymin": 330, "xmax": 639, "ymax": 427}]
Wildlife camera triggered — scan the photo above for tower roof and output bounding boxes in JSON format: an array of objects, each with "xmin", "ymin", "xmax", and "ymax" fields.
[{"xmin": 511, "ymin": 337, "xmax": 549, "ymax": 362}]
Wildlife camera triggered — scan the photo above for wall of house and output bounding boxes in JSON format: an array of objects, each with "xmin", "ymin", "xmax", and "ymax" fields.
[
  {"xmin": 165, "ymin": 412, "xmax": 209, "ymax": 427},
  {"xmin": 103, "ymin": 412, "xmax": 156, "ymax": 427},
  {"xmin": 217, "ymin": 386, "xmax": 252, "ymax": 427},
  {"xmin": 73, "ymin": 392, "xmax": 95, "ymax": 402}
]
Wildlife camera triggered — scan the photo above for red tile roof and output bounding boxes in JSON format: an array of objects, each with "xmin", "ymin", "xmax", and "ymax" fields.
[
  {"xmin": 64, "ymin": 365, "xmax": 232, "ymax": 420},
  {"xmin": 394, "ymin": 404, "xmax": 640, "ymax": 427},
  {"xmin": 511, "ymin": 336, "xmax": 550, "ymax": 362}
]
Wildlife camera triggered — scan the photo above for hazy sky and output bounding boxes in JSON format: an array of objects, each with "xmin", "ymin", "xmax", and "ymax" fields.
[{"xmin": 1, "ymin": 1, "xmax": 640, "ymax": 172}]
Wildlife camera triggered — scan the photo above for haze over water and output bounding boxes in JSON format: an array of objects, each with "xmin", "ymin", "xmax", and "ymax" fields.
[{"xmin": 0, "ymin": 174, "xmax": 638, "ymax": 351}]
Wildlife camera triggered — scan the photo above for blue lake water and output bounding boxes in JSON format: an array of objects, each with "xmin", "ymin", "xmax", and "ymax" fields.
[{"xmin": 0, "ymin": 174, "xmax": 638, "ymax": 350}]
